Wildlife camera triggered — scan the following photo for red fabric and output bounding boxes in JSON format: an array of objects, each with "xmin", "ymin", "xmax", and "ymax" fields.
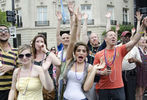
[{"xmin": 94, "ymin": 45, "xmax": 128, "ymax": 89}]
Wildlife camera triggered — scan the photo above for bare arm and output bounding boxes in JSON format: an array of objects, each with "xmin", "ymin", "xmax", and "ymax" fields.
[
  {"xmin": 136, "ymin": 11, "xmax": 143, "ymax": 33},
  {"xmin": 66, "ymin": 14, "xmax": 78, "ymax": 61},
  {"xmin": 126, "ymin": 17, "xmax": 147, "ymax": 52},
  {"xmin": 40, "ymin": 44, "xmax": 61, "ymax": 66},
  {"xmin": 76, "ymin": 9, "xmax": 82, "ymax": 41},
  {"xmin": 68, "ymin": 1, "xmax": 75, "ymax": 29},
  {"xmin": 46, "ymin": 52, "xmax": 61, "ymax": 66},
  {"xmin": 56, "ymin": 11, "xmax": 62, "ymax": 46},
  {"xmin": 106, "ymin": 12, "xmax": 111, "ymax": 31},
  {"xmin": 40, "ymin": 61, "xmax": 54, "ymax": 92},
  {"xmin": 81, "ymin": 13, "xmax": 88, "ymax": 44},
  {"xmin": 8, "ymin": 68, "xmax": 19, "ymax": 100},
  {"xmin": 83, "ymin": 62, "xmax": 105, "ymax": 91}
]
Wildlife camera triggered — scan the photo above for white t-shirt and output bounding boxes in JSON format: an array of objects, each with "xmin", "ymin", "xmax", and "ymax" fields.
[{"xmin": 122, "ymin": 46, "xmax": 142, "ymax": 71}]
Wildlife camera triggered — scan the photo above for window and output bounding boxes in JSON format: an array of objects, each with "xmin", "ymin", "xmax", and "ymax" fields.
[
  {"xmin": 16, "ymin": 34, "xmax": 21, "ymax": 47},
  {"xmin": 36, "ymin": 6, "xmax": 49, "ymax": 26},
  {"xmin": 107, "ymin": 6, "xmax": 114, "ymax": 20},
  {"xmin": 81, "ymin": 4, "xmax": 92, "ymax": 19},
  {"xmin": 123, "ymin": 8, "xmax": 128, "ymax": 22},
  {"xmin": 37, "ymin": 6, "xmax": 47, "ymax": 21},
  {"xmin": 58, "ymin": 5, "xmax": 70, "ymax": 24}
]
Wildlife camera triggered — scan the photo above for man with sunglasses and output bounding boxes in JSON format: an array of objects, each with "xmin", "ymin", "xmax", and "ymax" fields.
[{"xmin": 0, "ymin": 25, "xmax": 19, "ymax": 100}]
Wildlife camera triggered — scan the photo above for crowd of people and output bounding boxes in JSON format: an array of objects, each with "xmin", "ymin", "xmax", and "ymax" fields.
[{"xmin": 0, "ymin": 1, "xmax": 147, "ymax": 100}]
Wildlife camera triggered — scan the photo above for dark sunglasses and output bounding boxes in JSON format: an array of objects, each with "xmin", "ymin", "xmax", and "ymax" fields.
[
  {"xmin": 18, "ymin": 53, "xmax": 32, "ymax": 59},
  {"xmin": 0, "ymin": 29, "xmax": 9, "ymax": 33}
]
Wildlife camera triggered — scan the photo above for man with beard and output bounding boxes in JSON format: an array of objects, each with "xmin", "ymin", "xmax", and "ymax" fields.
[
  {"xmin": 0, "ymin": 25, "xmax": 18, "ymax": 100},
  {"xmin": 119, "ymin": 31, "xmax": 142, "ymax": 100}
]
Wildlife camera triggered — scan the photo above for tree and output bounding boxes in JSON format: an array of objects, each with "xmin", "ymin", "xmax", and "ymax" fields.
[
  {"xmin": 0, "ymin": 9, "xmax": 11, "ymax": 26},
  {"xmin": 102, "ymin": 24, "xmax": 134, "ymax": 40}
]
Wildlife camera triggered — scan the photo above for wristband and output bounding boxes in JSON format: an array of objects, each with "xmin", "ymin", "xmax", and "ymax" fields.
[
  {"xmin": 46, "ymin": 52, "xmax": 50, "ymax": 57},
  {"xmin": 139, "ymin": 32, "xmax": 144, "ymax": 34}
]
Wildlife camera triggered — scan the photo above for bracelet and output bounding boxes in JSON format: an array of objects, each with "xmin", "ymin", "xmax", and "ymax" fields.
[
  {"xmin": 139, "ymin": 32, "xmax": 144, "ymax": 34},
  {"xmin": 46, "ymin": 52, "xmax": 50, "ymax": 57}
]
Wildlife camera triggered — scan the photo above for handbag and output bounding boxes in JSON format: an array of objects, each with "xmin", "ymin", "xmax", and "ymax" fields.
[{"xmin": 43, "ymin": 88, "xmax": 55, "ymax": 100}]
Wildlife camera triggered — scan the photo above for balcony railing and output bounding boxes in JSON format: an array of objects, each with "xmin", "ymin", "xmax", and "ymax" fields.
[
  {"xmin": 61, "ymin": 19, "xmax": 94, "ymax": 25},
  {"xmin": 61, "ymin": 19, "xmax": 70, "ymax": 24},
  {"xmin": 35, "ymin": 21, "xmax": 49, "ymax": 26},
  {"xmin": 111, "ymin": 20, "xmax": 117, "ymax": 25},
  {"xmin": 81, "ymin": 19, "xmax": 94, "ymax": 25}
]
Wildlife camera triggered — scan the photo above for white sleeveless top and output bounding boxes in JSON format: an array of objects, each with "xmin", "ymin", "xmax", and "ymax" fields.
[{"xmin": 63, "ymin": 70, "xmax": 86, "ymax": 100}]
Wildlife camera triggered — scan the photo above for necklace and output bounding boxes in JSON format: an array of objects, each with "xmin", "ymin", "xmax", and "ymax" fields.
[
  {"xmin": 75, "ymin": 61, "xmax": 86, "ymax": 81},
  {"xmin": 61, "ymin": 48, "xmax": 66, "ymax": 62},
  {"xmin": 18, "ymin": 63, "xmax": 33, "ymax": 95},
  {"xmin": 104, "ymin": 48, "xmax": 116, "ymax": 82}
]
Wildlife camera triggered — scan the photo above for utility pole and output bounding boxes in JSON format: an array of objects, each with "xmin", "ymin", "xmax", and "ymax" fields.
[{"xmin": 12, "ymin": 0, "xmax": 17, "ymax": 48}]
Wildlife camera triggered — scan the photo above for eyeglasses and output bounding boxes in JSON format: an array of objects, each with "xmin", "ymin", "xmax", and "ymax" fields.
[
  {"xmin": 0, "ymin": 29, "xmax": 9, "ymax": 33},
  {"xmin": 18, "ymin": 53, "xmax": 32, "ymax": 59}
]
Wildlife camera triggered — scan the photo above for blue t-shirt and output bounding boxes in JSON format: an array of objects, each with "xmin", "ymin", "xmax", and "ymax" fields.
[{"xmin": 57, "ymin": 43, "xmax": 64, "ymax": 52}]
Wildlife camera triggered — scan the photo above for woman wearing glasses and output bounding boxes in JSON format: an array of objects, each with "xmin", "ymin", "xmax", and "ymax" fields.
[{"xmin": 8, "ymin": 44, "xmax": 55, "ymax": 100}]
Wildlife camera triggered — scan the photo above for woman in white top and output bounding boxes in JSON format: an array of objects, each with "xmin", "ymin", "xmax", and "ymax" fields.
[{"xmin": 62, "ymin": 11, "xmax": 105, "ymax": 100}]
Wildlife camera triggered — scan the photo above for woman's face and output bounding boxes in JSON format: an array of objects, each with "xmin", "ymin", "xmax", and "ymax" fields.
[
  {"xmin": 75, "ymin": 45, "xmax": 88, "ymax": 63},
  {"xmin": 18, "ymin": 49, "xmax": 32, "ymax": 65},
  {"xmin": 35, "ymin": 37, "xmax": 45, "ymax": 51}
]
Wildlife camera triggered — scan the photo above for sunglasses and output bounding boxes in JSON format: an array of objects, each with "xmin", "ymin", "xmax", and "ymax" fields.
[
  {"xmin": 18, "ymin": 53, "xmax": 32, "ymax": 59},
  {"xmin": 0, "ymin": 29, "xmax": 9, "ymax": 33}
]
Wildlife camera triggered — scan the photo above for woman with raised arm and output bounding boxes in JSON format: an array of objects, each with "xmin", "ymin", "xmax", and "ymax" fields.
[
  {"xmin": 62, "ymin": 11, "xmax": 105, "ymax": 100},
  {"xmin": 8, "ymin": 44, "xmax": 54, "ymax": 100},
  {"xmin": 31, "ymin": 34, "xmax": 61, "ymax": 100}
]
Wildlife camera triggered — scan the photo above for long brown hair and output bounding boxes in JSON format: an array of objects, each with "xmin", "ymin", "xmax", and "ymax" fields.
[
  {"xmin": 31, "ymin": 34, "xmax": 48, "ymax": 58},
  {"xmin": 73, "ymin": 42, "xmax": 89, "ymax": 55}
]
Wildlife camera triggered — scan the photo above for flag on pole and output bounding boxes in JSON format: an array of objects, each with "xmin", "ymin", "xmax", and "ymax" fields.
[{"xmin": 60, "ymin": 0, "xmax": 66, "ymax": 23}]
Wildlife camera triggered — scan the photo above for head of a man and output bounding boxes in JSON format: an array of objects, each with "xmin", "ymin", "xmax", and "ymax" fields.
[
  {"xmin": 0, "ymin": 25, "xmax": 10, "ymax": 43},
  {"xmin": 104, "ymin": 30, "xmax": 117, "ymax": 47},
  {"xmin": 89, "ymin": 33, "xmax": 99, "ymax": 47},
  {"xmin": 121, "ymin": 31, "xmax": 132, "ymax": 44},
  {"xmin": 61, "ymin": 32, "xmax": 70, "ymax": 47}
]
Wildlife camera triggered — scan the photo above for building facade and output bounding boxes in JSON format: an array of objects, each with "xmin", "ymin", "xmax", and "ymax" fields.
[{"xmin": 0, "ymin": 0, "xmax": 134, "ymax": 48}]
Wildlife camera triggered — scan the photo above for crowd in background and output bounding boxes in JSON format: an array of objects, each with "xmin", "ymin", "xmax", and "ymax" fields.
[{"xmin": 0, "ymin": 1, "xmax": 147, "ymax": 100}]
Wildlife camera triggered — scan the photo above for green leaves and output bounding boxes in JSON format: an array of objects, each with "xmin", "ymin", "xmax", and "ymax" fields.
[{"xmin": 0, "ymin": 9, "xmax": 11, "ymax": 26}]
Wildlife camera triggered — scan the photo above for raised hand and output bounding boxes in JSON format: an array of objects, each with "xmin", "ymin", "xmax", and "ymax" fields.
[
  {"xmin": 56, "ymin": 11, "xmax": 62, "ymax": 21},
  {"xmin": 75, "ymin": 8, "xmax": 82, "ymax": 21},
  {"xmin": 105, "ymin": 12, "xmax": 111, "ymax": 18},
  {"xmin": 68, "ymin": 1, "xmax": 75, "ymax": 15},
  {"xmin": 40, "ymin": 43, "xmax": 48, "ymax": 53},
  {"xmin": 136, "ymin": 11, "xmax": 143, "ymax": 21},
  {"xmin": 116, "ymin": 24, "xmax": 120, "ymax": 32},
  {"xmin": 142, "ymin": 17, "xmax": 147, "ymax": 28},
  {"xmin": 83, "ymin": 13, "xmax": 88, "ymax": 20}
]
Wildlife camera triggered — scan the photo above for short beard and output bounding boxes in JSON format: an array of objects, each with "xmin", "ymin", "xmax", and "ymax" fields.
[{"xmin": 0, "ymin": 39, "xmax": 8, "ymax": 43}]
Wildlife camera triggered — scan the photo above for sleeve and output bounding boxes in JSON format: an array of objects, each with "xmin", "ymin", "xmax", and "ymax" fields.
[
  {"xmin": 120, "ymin": 44, "xmax": 128, "ymax": 58},
  {"xmin": 57, "ymin": 43, "xmax": 63, "ymax": 52},
  {"xmin": 93, "ymin": 53, "xmax": 100, "ymax": 65}
]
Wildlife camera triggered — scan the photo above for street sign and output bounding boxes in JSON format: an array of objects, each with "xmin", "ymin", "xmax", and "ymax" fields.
[{"xmin": 9, "ymin": 26, "xmax": 16, "ymax": 38}]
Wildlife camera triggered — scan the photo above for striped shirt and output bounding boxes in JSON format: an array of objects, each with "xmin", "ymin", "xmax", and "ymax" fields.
[{"xmin": 0, "ymin": 47, "xmax": 19, "ymax": 90}]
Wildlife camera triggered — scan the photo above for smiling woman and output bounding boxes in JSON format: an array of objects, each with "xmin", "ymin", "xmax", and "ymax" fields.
[{"xmin": 8, "ymin": 44, "xmax": 54, "ymax": 100}]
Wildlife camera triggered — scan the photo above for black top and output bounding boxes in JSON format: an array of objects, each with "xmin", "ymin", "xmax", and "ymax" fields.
[{"xmin": 34, "ymin": 60, "xmax": 53, "ymax": 77}]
